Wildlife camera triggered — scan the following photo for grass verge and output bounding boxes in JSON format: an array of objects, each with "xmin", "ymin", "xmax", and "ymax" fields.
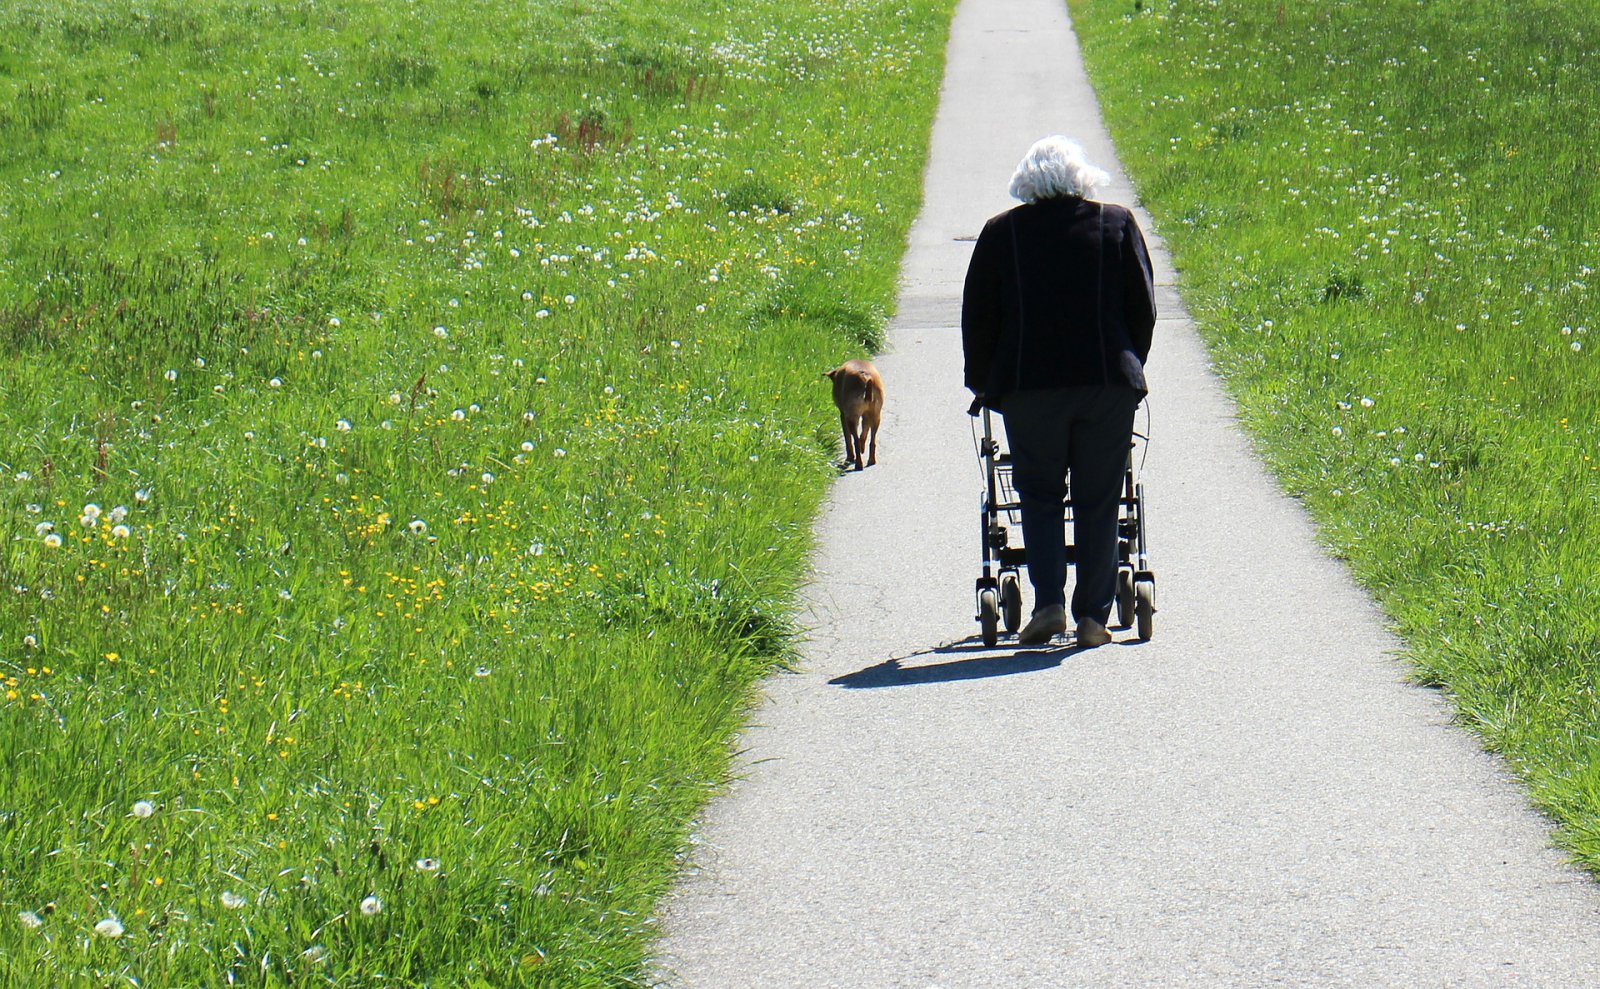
[
  {"xmin": 1069, "ymin": 0, "xmax": 1600, "ymax": 864},
  {"xmin": 0, "ymin": 0, "xmax": 955, "ymax": 983}
]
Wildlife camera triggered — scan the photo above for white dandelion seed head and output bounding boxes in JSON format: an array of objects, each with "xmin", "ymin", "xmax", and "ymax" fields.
[
  {"xmin": 80, "ymin": 515, "xmax": 97, "ymax": 529},
  {"xmin": 220, "ymin": 891, "xmax": 246, "ymax": 910},
  {"xmin": 108, "ymin": 505, "xmax": 128, "ymax": 523},
  {"xmin": 111, "ymin": 524, "xmax": 131, "ymax": 539},
  {"xmin": 468, "ymin": 403, "xmax": 480, "ymax": 414},
  {"xmin": 481, "ymin": 472, "xmax": 495, "ymax": 484},
  {"xmin": 535, "ymin": 309, "xmax": 551, "ymax": 318},
  {"xmin": 521, "ymin": 441, "xmax": 535, "ymax": 452},
  {"xmin": 82, "ymin": 504, "xmax": 102, "ymax": 519},
  {"xmin": 408, "ymin": 519, "xmax": 427, "ymax": 535},
  {"xmin": 22, "ymin": 634, "xmax": 37, "ymax": 649},
  {"xmin": 34, "ymin": 522, "xmax": 53, "ymax": 536},
  {"xmin": 164, "ymin": 369, "xmax": 178, "ymax": 382},
  {"xmin": 131, "ymin": 800, "xmax": 155, "ymax": 819},
  {"xmin": 301, "ymin": 945, "xmax": 327, "ymax": 965},
  {"xmin": 433, "ymin": 325, "xmax": 449, "ymax": 338},
  {"xmin": 563, "ymin": 294, "xmax": 576, "ymax": 304},
  {"xmin": 521, "ymin": 291, "xmax": 534, "ymax": 301},
  {"xmin": 451, "ymin": 409, "xmax": 466, "ymax": 421},
  {"xmin": 43, "ymin": 533, "xmax": 62, "ymax": 548},
  {"xmin": 328, "ymin": 316, "xmax": 341, "ymax": 327},
  {"xmin": 359, "ymin": 895, "xmax": 382, "ymax": 916},
  {"xmin": 1574, "ymin": 341, "xmax": 1584, "ymax": 352},
  {"xmin": 269, "ymin": 377, "xmax": 283, "ymax": 388},
  {"xmin": 1359, "ymin": 397, "xmax": 1376, "ymax": 408},
  {"xmin": 18, "ymin": 911, "xmax": 42, "ymax": 930},
  {"xmin": 553, "ymin": 448, "xmax": 566, "ymax": 458},
  {"xmin": 94, "ymin": 917, "xmax": 124, "ymax": 938},
  {"xmin": 415, "ymin": 858, "xmax": 441, "ymax": 873},
  {"xmin": 336, "ymin": 419, "xmax": 352, "ymax": 432},
  {"xmin": 474, "ymin": 666, "xmax": 492, "ymax": 677}
]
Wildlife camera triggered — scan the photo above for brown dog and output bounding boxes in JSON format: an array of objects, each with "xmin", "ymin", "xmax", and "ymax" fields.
[{"xmin": 825, "ymin": 359, "xmax": 884, "ymax": 470}]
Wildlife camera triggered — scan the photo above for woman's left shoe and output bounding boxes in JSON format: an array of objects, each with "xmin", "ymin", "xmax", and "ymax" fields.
[{"xmin": 1018, "ymin": 604, "xmax": 1067, "ymax": 645}]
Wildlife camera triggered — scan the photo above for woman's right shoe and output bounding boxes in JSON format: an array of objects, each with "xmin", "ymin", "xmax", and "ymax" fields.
[
  {"xmin": 1074, "ymin": 617, "xmax": 1112, "ymax": 648},
  {"xmin": 1018, "ymin": 604, "xmax": 1068, "ymax": 645}
]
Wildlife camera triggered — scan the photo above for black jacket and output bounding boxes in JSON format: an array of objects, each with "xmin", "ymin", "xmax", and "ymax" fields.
[{"xmin": 961, "ymin": 196, "xmax": 1155, "ymax": 405}]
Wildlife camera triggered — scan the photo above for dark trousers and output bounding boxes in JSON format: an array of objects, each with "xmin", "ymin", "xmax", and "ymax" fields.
[{"xmin": 1000, "ymin": 386, "xmax": 1140, "ymax": 624}]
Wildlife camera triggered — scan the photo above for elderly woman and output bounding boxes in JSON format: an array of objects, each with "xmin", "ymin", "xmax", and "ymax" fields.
[{"xmin": 962, "ymin": 136, "xmax": 1156, "ymax": 647}]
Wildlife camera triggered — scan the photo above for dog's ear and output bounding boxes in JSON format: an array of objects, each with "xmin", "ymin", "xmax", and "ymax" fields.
[{"xmin": 823, "ymin": 367, "xmax": 840, "ymax": 379}]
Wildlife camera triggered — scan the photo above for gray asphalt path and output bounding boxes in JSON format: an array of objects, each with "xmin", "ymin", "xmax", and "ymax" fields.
[{"xmin": 652, "ymin": 0, "xmax": 1600, "ymax": 985}]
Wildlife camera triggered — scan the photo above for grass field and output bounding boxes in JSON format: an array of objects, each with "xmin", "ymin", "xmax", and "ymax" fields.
[
  {"xmin": 0, "ymin": 0, "xmax": 954, "ymax": 983},
  {"xmin": 1069, "ymin": 0, "xmax": 1600, "ymax": 864}
]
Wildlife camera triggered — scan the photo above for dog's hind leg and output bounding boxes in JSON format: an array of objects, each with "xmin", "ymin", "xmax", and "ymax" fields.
[
  {"xmin": 864, "ymin": 415, "xmax": 879, "ymax": 467},
  {"xmin": 840, "ymin": 412, "xmax": 860, "ymax": 469}
]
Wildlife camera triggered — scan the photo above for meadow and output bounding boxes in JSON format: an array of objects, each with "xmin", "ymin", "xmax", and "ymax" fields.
[
  {"xmin": 0, "ymin": 0, "xmax": 955, "ymax": 983},
  {"xmin": 1069, "ymin": 0, "xmax": 1600, "ymax": 863}
]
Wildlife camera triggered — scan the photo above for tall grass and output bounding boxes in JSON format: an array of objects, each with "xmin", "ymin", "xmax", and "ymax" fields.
[
  {"xmin": 1070, "ymin": 0, "xmax": 1600, "ymax": 863},
  {"xmin": 0, "ymin": 0, "xmax": 955, "ymax": 983}
]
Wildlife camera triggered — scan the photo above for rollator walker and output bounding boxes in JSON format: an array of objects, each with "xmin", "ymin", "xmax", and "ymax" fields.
[{"xmin": 970, "ymin": 401, "xmax": 1155, "ymax": 646}]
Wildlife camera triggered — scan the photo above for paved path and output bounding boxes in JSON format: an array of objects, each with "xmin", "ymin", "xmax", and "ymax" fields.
[{"xmin": 653, "ymin": 0, "xmax": 1600, "ymax": 985}]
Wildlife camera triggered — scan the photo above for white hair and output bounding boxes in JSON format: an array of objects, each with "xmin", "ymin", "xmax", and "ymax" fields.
[{"xmin": 1008, "ymin": 136, "xmax": 1111, "ymax": 204}]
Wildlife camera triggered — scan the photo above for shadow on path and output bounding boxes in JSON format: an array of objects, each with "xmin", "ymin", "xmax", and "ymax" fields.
[{"xmin": 828, "ymin": 636, "xmax": 1096, "ymax": 688}]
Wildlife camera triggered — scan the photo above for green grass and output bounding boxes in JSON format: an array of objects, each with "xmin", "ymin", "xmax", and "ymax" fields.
[
  {"xmin": 1070, "ymin": 0, "xmax": 1600, "ymax": 862},
  {"xmin": 0, "ymin": 0, "xmax": 955, "ymax": 983}
]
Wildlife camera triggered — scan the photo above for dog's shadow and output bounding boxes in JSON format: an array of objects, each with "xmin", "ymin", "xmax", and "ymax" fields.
[{"xmin": 828, "ymin": 635, "xmax": 1097, "ymax": 689}]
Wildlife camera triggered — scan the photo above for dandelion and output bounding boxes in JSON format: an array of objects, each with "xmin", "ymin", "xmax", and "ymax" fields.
[
  {"xmin": 83, "ymin": 504, "xmax": 102, "ymax": 520},
  {"xmin": 111, "ymin": 524, "xmax": 130, "ymax": 539},
  {"xmin": 359, "ymin": 895, "xmax": 382, "ymax": 916},
  {"xmin": 43, "ymin": 534, "xmax": 62, "ymax": 548},
  {"xmin": 474, "ymin": 666, "xmax": 492, "ymax": 677},
  {"xmin": 328, "ymin": 316, "xmax": 341, "ymax": 327},
  {"xmin": 22, "ymin": 634, "xmax": 36, "ymax": 648},
  {"xmin": 535, "ymin": 309, "xmax": 551, "ymax": 318},
  {"xmin": 433, "ymin": 325, "xmax": 449, "ymax": 339},
  {"xmin": 408, "ymin": 519, "xmax": 428, "ymax": 535},
  {"xmin": 1359, "ymin": 397, "xmax": 1376, "ymax": 408},
  {"xmin": 553, "ymin": 448, "xmax": 566, "ymax": 458},
  {"xmin": 301, "ymin": 945, "xmax": 327, "ymax": 965},
  {"xmin": 18, "ymin": 911, "xmax": 42, "ymax": 930},
  {"xmin": 34, "ymin": 522, "xmax": 53, "ymax": 537},
  {"xmin": 336, "ymin": 419, "xmax": 352, "ymax": 432},
  {"xmin": 521, "ymin": 441, "xmax": 535, "ymax": 452},
  {"xmin": 1331, "ymin": 426, "xmax": 1343, "ymax": 437},
  {"xmin": 481, "ymin": 472, "xmax": 495, "ymax": 484},
  {"xmin": 522, "ymin": 411, "xmax": 537, "ymax": 423},
  {"xmin": 165, "ymin": 369, "xmax": 178, "ymax": 382},
  {"xmin": 220, "ymin": 891, "xmax": 246, "ymax": 910},
  {"xmin": 1574, "ymin": 341, "xmax": 1584, "ymax": 352},
  {"xmin": 563, "ymin": 294, "xmax": 576, "ymax": 304},
  {"xmin": 94, "ymin": 917, "xmax": 125, "ymax": 938},
  {"xmin": 131, "ymin": 800, "xmax": 155, "ymax": 819},
  {"xmin": 269, "ymin": 377, "xmax": 283, "ymax": 388},
  {"xmin": 415, "ymin": 858, "xmax": 441, "ymax": 873},
  {"xmin": 521, "ymin": 291, "xmax": 534, "ymax": 301},
  {"xmin": 109, "ymin": 505, "xmax": 128, "ymax": 523}
]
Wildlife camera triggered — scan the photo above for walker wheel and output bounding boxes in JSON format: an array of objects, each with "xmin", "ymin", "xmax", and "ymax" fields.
[
  {"xmin": 1116, "ymin": 569, "xmax": 1135, "ymax": 629},
  {"xmin": 978, "ymin": 588, "xmax": 1000, "ymax": 648},
  {"xmin": 1135, "ymin": 580, "xmax": 1155, "ymax": 641},
  {"xmin": 999, "ymin": 574, "xmax": 1022, "ymax": 634}
]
